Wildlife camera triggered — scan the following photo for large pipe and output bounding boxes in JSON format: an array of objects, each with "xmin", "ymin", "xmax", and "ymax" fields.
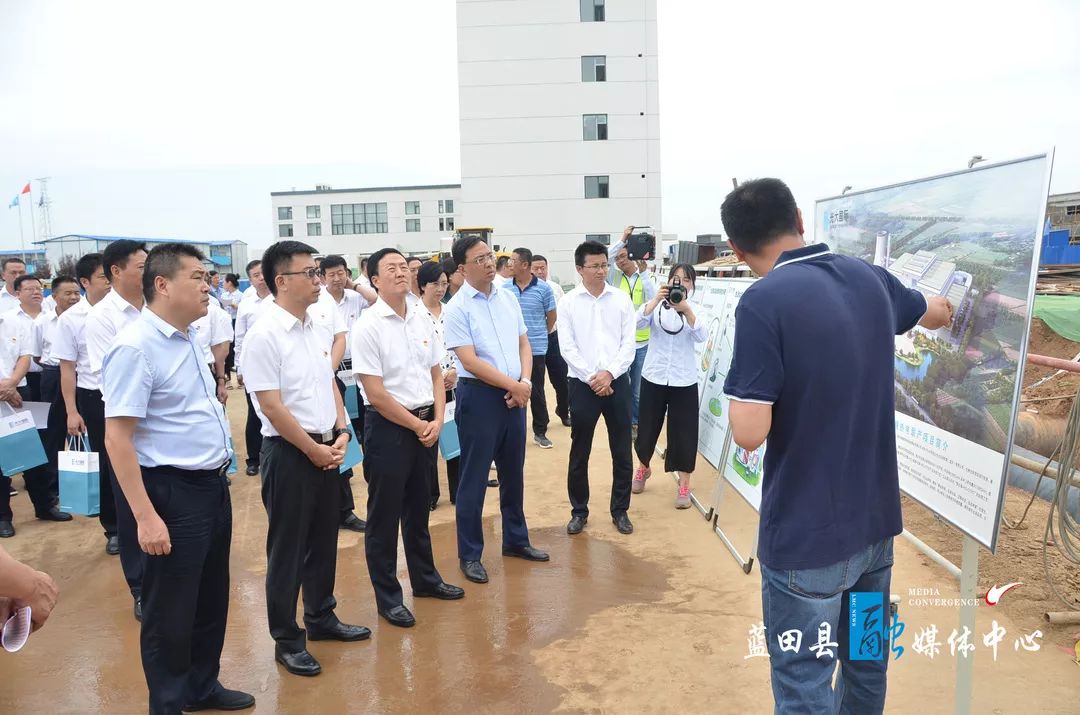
[{"xmin": 1027, "ymin": 352, "xmax": 1080, "ymax": 373}]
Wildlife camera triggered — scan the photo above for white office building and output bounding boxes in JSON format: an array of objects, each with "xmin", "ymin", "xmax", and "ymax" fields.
[{"xmin": 270, "ymin": 0, "xmax": 661, "ymax": 283}]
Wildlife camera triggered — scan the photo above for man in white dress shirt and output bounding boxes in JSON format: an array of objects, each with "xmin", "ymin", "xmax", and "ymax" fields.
[
  {"xmin": 234, "ymin": 259, "xmax": 272, "ymax": 476},
  {"xmin": 557, "ymin": 240, "xmax": 637, "ymax": 536},
  {"xmin": 0, "ymin": 257, "xmax": 25, "ymax": 315},
  {"xmin": 192, "ymin": 301, "xmax": 233, "ymax": 406},
  {"xmin": 241, "ymin": 241, "xmax": 369, "ymax": 678}
]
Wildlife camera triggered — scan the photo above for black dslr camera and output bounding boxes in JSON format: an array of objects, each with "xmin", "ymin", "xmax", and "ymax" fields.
[
  {"xmin": 625, "ymin": 227, "xmax": 655, "ymax": 261},
  {"xmin": 667, "ymin": 276, "xmax": 686, "ymax": 305}
]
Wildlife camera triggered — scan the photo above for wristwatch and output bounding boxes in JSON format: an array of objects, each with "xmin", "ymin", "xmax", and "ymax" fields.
[{"xmin": 333, "ymin": 427, "xmax": 352, "ymax": 443}]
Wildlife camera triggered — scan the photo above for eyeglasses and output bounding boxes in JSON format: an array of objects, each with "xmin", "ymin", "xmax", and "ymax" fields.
[
  {"xmin": 279, "ymin": 268, "xmax": 320, "ymax": 281},
  {"xmin": 470, "ymin": 252, "xmax": 496, "ymax": 266},
  {"xmin": 582, "ymin": 263, "xmax": 609, "ymax": 272}
]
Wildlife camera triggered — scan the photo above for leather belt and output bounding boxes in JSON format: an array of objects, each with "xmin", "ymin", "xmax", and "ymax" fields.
[
  {"xmin": 144, "ymin": 462, "xmax": 230, "ymax": 479},
  {"xmin": 306, "ymin": 430, "xmax": 335, "ymax": 445},
  {"xmin": 369, "ymin": 404, "xmax": 434, "ymax": 420}
]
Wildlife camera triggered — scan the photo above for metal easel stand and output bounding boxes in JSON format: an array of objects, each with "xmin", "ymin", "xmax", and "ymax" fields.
[{"xmin": 706, "ymin": 431, "xmax": 757, "ymax": 574}]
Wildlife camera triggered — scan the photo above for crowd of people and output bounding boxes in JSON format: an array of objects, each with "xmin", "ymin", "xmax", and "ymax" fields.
[{"xmin": 0, "ymin": 179, "xmax": 957, "ymax": 714}]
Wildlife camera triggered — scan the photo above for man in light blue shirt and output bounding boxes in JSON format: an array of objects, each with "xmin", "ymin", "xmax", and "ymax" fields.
[
  {"xmin": 102, "ymin": 243, "xmax": 253, "ymax": 715},
  {"xmin": 608, "ymin": 227, "xmax": 658, "ymax": 434},
  {"xmin": 443, "ymin": 236, "xmax": 549, "ymax": 585}
]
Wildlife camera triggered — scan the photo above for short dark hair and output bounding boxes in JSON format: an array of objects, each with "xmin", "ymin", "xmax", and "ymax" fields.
[
  {"xmin": 440, "ymin": 257, "xmax": 458, "ymax": 281},
  {"xmin": 451, "ymin": 235, "xmax": 487, "ymax": 267},
  {"xmin": 496, "ymin": 255, "xmax": 509, "ymax": 271},
  {"xmin": 75, "ymin": 253, "xmax": 104, "ymax": 286},
  {"xmin": 367, "ymin": 248, "xmax": 404, "ymax": 286},
  {"xmin": 208, "ymin": 270, "xmax": 218, "ymax": 277},
  {"xmin": 575, "ymin": 240, "xmax": 607, "ymax": 267},
  {"xmin": 512, "ymin": 247, "xmax": 533, "ymax": 265},
  {"xmin": 102, "ymin": 240, "xmax": 148, "ymax": 283},
  {"xmin": 262, "ymin": 241, "xmax": 317, "ymax": 297},
  {"xmin": 418, "ymin": 261, "xmax": 444, "ymax": 292},
  {"xmin": 13, "ymin": 275, "xmax": 41, "ymax": 291},
  {"xmin": 720, "ymin": 178, "xmax": 800, "ymax": 255},
  {"xmin": 143, "ymin": 243, "xmax": 207, "ymax": 304},
  {"xmin": 407, "ymin": 256, "xmax": 425, "ymax": 267},
  {"xmin": 50, "ymin": 275, "xmax": 79, "ymax": 293},
  {"xmin": 531, "ymin": 254, "xmax": 548, "ymax": 266},
  {"xmin": 320, "ymin": 254, "xmax": 348, "ymax": 275},
  {"xmin": 1, "ymin": 257, "xmax": 26, "ymax": 271},
  {"xmin": 245, "ymin": 259, "xmax": 262, "ymax": 277},
  {"xmin": 224, "ymin": 273, "xmax": 240, "ymax": 288}
]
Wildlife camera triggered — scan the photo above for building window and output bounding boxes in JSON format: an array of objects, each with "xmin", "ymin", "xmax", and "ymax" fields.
[
  {"xmin": 583, "ymin": 114, "xmax": 608, "ymax": 141},
  {"xmin": 307, "ymin": 222, "xmax": 322, "ymax": 236},
  {"xmin": 439, "ymin": 217, "xmax": 456, "ymax": 232},
  {"xmin": 586, "ymin": 233, "xmax": 611, "ymax": 245},
  {"xmin": 277, "ymin": 206, "xmax": 292, "ymax": 221},
  {"xmin": 1067, "ymin": 204, "xmax": 1080, "ymax": 216},
  {"xmin": 405, "ymin": 201, "xmax": 420, "ymax": 215},
  {"xmin": 580, "ymin": 0, "xmax": 605, "ymax": 21},
  {"xmin": 439, "ymin": 199, "xmax": 456, "ymax": 215},
  {"xmin": 279, "ymin": 224, "xmax": 294, "ymax": 238},
  {"xmin": 581, "ymin": 55, "xmax": 606, "ymax": 82},
  {"xmin": 406, "ymin": 219, "xmax": 421, "ymax": 232},
  {"xmin": 585, "ymin": 175, "xmax": 610, "ymax": 199},
  {"xmin": 330, "ymin": 203, "xmax": 389, "ymax": 235},
  {"xmin": 306, "ymin": 205, "xmax": 320, "ymax": 219}
]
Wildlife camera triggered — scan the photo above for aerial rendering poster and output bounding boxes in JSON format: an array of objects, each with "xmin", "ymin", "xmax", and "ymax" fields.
[{"xmin": 815, "ymin": 154, "xmax": 1053, "ymax": 549}]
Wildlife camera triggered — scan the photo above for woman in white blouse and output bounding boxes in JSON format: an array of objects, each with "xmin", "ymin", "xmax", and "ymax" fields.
[
  {"xmin": 632, "ymin": 263, "xmax": 708, "ymax": 508},
  {"xmin": 218, "ymin": 273, "xmax": 243, "ymax": 385},
  {"xmin": 418, "ymin": 261, "xmax": 459, "ymax": 509}
]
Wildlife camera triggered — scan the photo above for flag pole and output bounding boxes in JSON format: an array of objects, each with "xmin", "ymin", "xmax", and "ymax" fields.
[
  {"xmin": 26, "ymin": 184, "xmax": 37, "ymax": 258},
  {"xmin": 16, "ymin": 197, "xmax": 26, "ymax": 263}
]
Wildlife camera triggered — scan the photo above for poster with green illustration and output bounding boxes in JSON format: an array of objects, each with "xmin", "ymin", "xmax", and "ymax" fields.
[{"xmin": 815, "ymin": 153, "xmax": 1053, "ymax": 551}]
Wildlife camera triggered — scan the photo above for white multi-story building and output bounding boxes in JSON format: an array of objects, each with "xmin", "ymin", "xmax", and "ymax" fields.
[
  {"xmin": 270, "ymin": 0, "xmax": 661, "ymax": 283},
  {"xmin": 269, "ymin": 184, "xmax": 461, "ymax": 260}
]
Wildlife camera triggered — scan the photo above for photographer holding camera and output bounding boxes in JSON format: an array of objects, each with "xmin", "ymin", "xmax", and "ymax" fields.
[
  {"xmin": 608, "ymin": 226, "xmax": 658, "ymax": 439},
  {"xmin": 631, "ymin": 263, "xmax": 707, "ymax": 509}
]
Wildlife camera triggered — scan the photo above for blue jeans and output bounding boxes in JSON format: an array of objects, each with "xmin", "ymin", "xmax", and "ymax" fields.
[
  {"xmin": 628, "ymin": 344, "xmax": 648, "ymax": 426},
  {"xmin": 759, "ymin": 537, "xmax": 894, "ymax": 715}
]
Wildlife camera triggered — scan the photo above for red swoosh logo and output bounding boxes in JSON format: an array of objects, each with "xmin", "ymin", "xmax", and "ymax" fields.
[{"xmin": 985, "ymin": 582, "xmax": 1022, "ymax": 605}]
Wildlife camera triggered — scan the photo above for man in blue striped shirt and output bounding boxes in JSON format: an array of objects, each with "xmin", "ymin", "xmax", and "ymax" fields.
[{"xmin": 505, "ymin": 247, "xmax": 557, "ymax": 449}]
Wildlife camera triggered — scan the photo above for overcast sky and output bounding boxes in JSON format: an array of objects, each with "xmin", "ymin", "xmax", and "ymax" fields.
[{"xmin": 2, "ymin": 0, "xmax": 1078, "ymax": 254}]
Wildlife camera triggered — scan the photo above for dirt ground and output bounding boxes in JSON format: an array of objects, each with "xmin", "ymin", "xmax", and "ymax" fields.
[
  {"xmin": 1020, "ymin": 318, "xmax": 1080, "ymax": 418},
  {"xmin": 1, "ymin": 384, "xmax": 1078, "ymax": 713}
]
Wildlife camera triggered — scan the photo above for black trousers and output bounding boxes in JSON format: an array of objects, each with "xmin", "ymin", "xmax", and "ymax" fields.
[
  {"xmin": 429, "ymin": 389, "xmax": 459, "ymax": 504},
  {"xmin": 224, "ymin": 320, "xmax": 236, "ymax": 377},
  {"xmin": 243, "ymin": 391, "xmax": 262, "ymax": 469},
  {"xmin": 567, "ymin": 375, "xmax": 633, "ymax": 518},
  {"xmin": 24, "ymin": 371, "xmax": 42, "ymax": 401},
  {"xmin": 40, "ymin": 365, "xmax": 65, "ymax": 497},
  {"xmin": 0, "ymin": 385, "xmax": 55, "ymax": 520},
  {"xmin": 546, "ymin": 330, "xmax": 569, "ymax": 420},
  {"xmin": 140, "ymin": 466, "xmax": 231, "ymax": 715},
  {"xmin": 80, "ymin": 386, "xmax": 144, "ymax": 597},
  {"xmin": 363, "ymin": 409, "xmax": 443, "ymax": 612},
  {"xmin": 529, "ymin": 354, "xmax": 549, "ymax": 436},
  {"xmin": 635, "ymin": 379, "xmax": 700, "ymax": 473},
  {"xmin": 261, "ymin": 436, "xmax": 342, "ymax": 652}
]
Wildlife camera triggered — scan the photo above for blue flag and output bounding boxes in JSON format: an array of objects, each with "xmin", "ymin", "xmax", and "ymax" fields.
[{"xmin": 7, "ymin": 195, "xmax": 17, "ymax": 209}]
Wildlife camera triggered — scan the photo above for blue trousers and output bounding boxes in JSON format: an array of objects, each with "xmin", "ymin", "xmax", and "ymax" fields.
[
  {"xmin": 454, "ymin": 381, "xmax": 531, "ymax": 561},
  {"xmin": 628, "ymin": 344, "xmax": 648, "ymax": 425},
  {"xmin": 759, "ymin": 537, "xmax": 894, "ymax": 714}
]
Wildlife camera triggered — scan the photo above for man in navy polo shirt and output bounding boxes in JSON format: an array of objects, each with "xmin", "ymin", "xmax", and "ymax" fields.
[
  {"xmin": 504, "ymin": 247, "xmax": 557, "ymax": 449},
  {"xmin": 721, "ymin": 178, "xmax": 953, "ymax": 714}
]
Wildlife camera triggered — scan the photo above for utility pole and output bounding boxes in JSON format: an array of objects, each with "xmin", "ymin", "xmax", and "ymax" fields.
[{"xmin": 36, "ymin": 177, "xmax": 54, "ymax": 241}]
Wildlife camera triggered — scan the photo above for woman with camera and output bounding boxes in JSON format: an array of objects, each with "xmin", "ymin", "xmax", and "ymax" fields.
[
  {"xmin": 632, "ymin": 263, "xmax": 708, "ymax": 508},
  {"xmin": 417, "ymin": 261, "xmax": 460, "ymax": 510}
]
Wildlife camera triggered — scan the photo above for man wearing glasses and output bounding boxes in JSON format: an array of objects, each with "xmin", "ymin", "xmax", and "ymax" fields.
[
  {"xmin": 443, "ymin": 236, "xmax": 549, "ymax": 585},
  {"xmin": 241, "ymin": 241, "xmax": 370, "ymax": 677},
  {"xmin": 557, "ymin": 241, "xmax": 637, "ymax": 536}
]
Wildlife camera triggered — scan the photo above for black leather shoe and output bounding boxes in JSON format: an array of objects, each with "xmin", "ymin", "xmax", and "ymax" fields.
[
  {"xmin": 184, "ymin": 687, "xmax": 256, "ymax": 711},
  {"xmin": 244, "ymin": 464, "xmax": 258, "ymax": 476},
  {"xmin": 413, "ymin": 582, "xmax": 465, "ymax": 600},
  {"xmin": 566, "ymin": 515, "xmax": 587, "ymax": 535},
  {"xmin": 503, "ymin": 545, "xmax": 550, "ymax": 562},
  {"xmin": 339, "ymin": 513, "xmax": 366, "ymax": 532},
  {"xmin": 275, "ymin": 646, "xmax": 321, "ymax": 677},
  {"xmin": 379, "ymin": 604, "xmax": 416, "ymax": 628},
  {"xmin": 36, "ymin": 507, "xmax": 73, "ymax": 522},
  {"xmin": 307, "ymin": 621, "xmax": 371, "ymax": 642},
  {"xmin": 134, "ymin": 598, "xmax": 142, "ymax": 622},
  {"xmin": 459, "ymin": 560, "xmax": 489, "ymax": 584},
  {"xmin": 487, "ymin": 479, "xmax": 499, "ymax": 487},
  {"xmin": 0, "ymin": 521, "xmax": 13, "ymax": 538},
  {"xmin": 429, "ymin": 499, "xmax": 438, "ymax": 511},
  {"xmin": 561, "ymin": 415, "xmax": 572, "ymax": 427},
  {"xmin": 105, "ymin": 535, "xmax": 120, "ymax": 555},
  {"xmin": 613, "ymin": 512, "xmax": 634, "ymax": 534}
]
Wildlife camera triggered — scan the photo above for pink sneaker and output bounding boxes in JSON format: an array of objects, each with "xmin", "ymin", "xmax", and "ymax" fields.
[
  {"xmin": 675, "ymin": 484, "xmax": 692, "ymax": 509},
  {"xmin": 632, "ymin": 465, "xmax": 651, "ymax": 494}
]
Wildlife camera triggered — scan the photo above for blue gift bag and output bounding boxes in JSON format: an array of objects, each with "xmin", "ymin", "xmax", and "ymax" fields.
[
  {"xmin": 0, "ymin": 405, "xmax": 48, "ymax": 475},
  {"xmin": 344, "ymin": 384, "xmax": 360, "ymax": 420},
  {"xmin": 439, "ymin": 419, "xmax": 461, "ymax": 461},
  {"xmin": 58, "ymin": 435, "xmax": 100, "ymax": 516},
  {"xmin": 340, "ymin": 423, "xmax": 363, "ymax": 473},
  {"xmin": 227, "ymin": 435, "xmax": 238, "ymax": 475}
]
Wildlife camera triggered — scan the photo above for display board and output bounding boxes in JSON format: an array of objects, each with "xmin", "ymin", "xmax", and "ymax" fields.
[{"xmin": 815, "ymin": 154, "xmax": 1053, "ymax": 551}]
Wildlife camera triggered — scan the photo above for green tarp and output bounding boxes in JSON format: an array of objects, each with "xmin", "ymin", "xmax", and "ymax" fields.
[{"xmin": 1033, "ymin": 295, "xmax": 1080, "ymax": 343}]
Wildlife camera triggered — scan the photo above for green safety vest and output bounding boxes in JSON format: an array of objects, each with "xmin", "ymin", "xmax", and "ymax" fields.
[{"xmin": 618, "ymin": 273, "xmax": 651, "ymax": 343}]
